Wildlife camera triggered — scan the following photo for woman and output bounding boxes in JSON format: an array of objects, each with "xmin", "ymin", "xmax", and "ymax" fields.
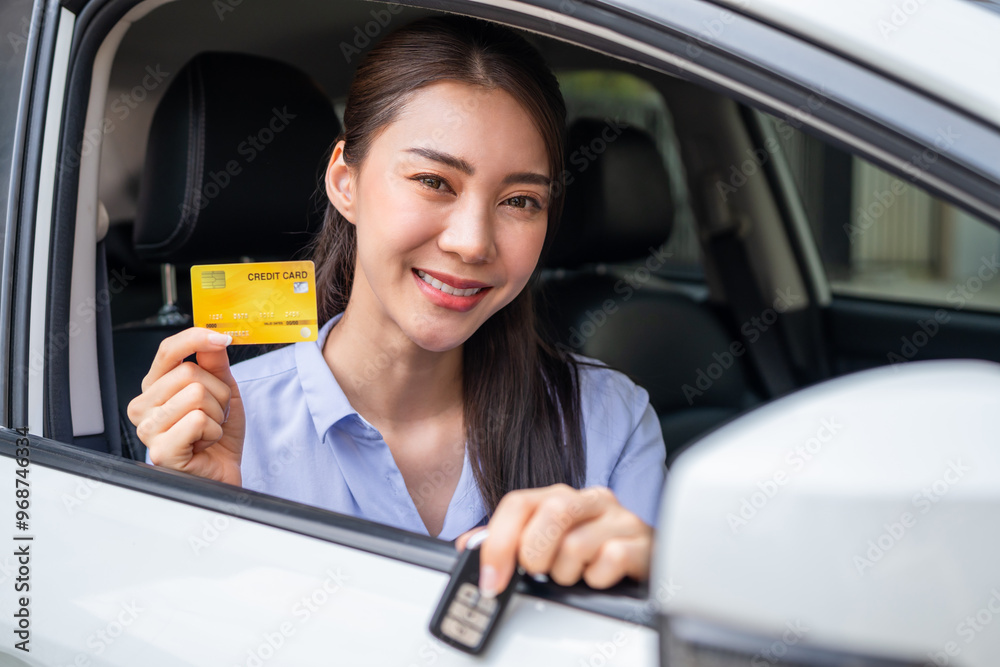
[{"xmin": 128, "ymin": 15, "xmax": 665, "ymax": 598}]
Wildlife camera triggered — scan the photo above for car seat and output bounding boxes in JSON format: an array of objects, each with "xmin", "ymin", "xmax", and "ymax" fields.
[
  {"xmin": 112, "ymin": 51, "xmax": 340, "ymax": 460},
  {"xmin": 539, "ymin": 118, "xmax": 761, "ymax": 458}
]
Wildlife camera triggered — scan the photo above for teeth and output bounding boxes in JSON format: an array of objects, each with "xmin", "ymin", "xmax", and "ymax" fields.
[{"xmin": 417, "ymin": 270, "xmax": 483, "ymax": 297}]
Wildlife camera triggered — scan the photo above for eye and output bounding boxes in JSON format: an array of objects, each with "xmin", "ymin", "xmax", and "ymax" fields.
[
  {"xmin": 416, "ymin": 175, "xmax": 445, "ymax": 190},
  {"xmin": 503, "ymin": 195, "xmax": 542, "ymax": 210}
]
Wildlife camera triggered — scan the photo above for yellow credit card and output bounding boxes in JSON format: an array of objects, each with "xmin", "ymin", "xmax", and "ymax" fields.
[{"xmin": 190, "ymin": 261, "xmax": 319, "ymax": 345}]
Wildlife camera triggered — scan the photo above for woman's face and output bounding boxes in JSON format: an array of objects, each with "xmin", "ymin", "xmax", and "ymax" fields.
[{"xmin": 327, "ymin": 80, "xmax": 551, "ymax": 352}]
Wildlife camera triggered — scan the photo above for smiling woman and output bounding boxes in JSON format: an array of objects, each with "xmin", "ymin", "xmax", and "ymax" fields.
[{"xmin": 127, "ymin": 15, "xmax": 666, "ymax": 598}]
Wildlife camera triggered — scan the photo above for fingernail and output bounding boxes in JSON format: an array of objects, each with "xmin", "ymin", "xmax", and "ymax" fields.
[
  {"xmin": 479, "ymin": 564, "xmax": 498, "ymax": 599},
  {"xmin": 208, "ymin": 333, "xmax": 232, "ymax": 346}
]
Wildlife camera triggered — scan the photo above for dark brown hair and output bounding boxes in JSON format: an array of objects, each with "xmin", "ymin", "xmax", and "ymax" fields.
[{"xmin": 310, "ymin": 15, "xmax": 585, "ymax": 513}]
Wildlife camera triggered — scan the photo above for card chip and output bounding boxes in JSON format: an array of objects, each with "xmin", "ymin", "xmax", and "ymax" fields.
[{"xmin": 201, "ymin": 271, "xmax": 226, "ymax": 289}]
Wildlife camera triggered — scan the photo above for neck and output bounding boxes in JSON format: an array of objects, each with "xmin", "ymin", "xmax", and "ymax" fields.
[{"xmin": 322, "ymin": 300, "xmax": 464, "ymax": 429}]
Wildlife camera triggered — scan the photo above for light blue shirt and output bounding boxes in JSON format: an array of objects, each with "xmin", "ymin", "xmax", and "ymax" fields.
[{"xmin": 215, "ymin": 314, "xmax": 665, "ymax": 541}]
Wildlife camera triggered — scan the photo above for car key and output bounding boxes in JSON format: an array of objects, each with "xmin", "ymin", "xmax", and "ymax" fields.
[{"xmin": 429, "ymin": 531, "xmax": 520, "ymax": 654}]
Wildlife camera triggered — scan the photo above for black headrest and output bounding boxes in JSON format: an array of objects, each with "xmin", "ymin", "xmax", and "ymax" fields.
[
  {"xmin": 134, "ymin": 52, "xmax": 340, "ymax": 264},
  {"xmin": 547, "ymin": 118, "xmax": 673, "ymax": 268}
]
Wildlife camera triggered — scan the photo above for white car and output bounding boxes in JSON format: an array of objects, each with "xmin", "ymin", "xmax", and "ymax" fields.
[{"xmin": 1, "ymin": 0, "xmax": 999, "ymax": 664}]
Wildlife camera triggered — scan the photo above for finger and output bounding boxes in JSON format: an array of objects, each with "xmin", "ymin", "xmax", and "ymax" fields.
[
  {"xmin": 129, "ymin": 361, "xmax": 232, "ymax": 425},
  {"xmin": 518, "ymin": 486, "xmax": 616, "ymax": 576},
  {"xmin": 548, "ymin": 510, "xmax": 649, "ymax": 586},
  {"xmin": 164, "ymin": 381, "xmax": 227, "ymax": 428},
  {"xmin": 479, "ymin": 486, "xmax": 559, "ymax": 597},
  {"xmin": 582, "ymin": 535, "xmax": 652, "ymax": 589},
  {"xmin": 144, "ymin": 410, "xmax": 224, "ymax": 469},
  {"xmin": 455, "ymin": 526, "xmax": 487, "ymax": 552},
  {"xmin": 142, "ymin": 328, "xmax": 232, "ymax": 392},
  {"xmin": 135, "ymin": 380, "xmax": 227, "ymax": 442}
]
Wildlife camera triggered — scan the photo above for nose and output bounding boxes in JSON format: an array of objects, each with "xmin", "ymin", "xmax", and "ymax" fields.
[{"xmin": 437, "ymin": 201, "xmax": 497, "ymax": 264}]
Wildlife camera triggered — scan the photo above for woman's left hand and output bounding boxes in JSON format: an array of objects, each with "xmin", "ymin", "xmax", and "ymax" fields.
[{"xmin": 455, "ymin": 483, "xmax": 653, "ymax": 597}]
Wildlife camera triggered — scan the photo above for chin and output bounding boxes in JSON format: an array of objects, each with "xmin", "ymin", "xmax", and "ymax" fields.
[
  {"xmin": 411, "ymin": 333, "xmax": 468, "ymax": 354},
  {"xmin": 401, "ymin": 321, "xmax": 473, "ymax": 353}
]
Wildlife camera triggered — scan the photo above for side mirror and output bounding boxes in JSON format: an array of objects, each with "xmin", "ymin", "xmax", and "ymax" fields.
[{"xmin": 653, "ymin": 359, "xmax": 1000, "ymax": 667}]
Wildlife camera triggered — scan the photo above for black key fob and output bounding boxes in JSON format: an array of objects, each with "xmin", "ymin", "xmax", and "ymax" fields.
[{"xmin": 429, "ymin": 531, "xmax": 519, "ymax": 654}]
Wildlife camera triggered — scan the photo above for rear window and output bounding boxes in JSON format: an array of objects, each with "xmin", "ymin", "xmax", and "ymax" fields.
[{"xmin": 557, "ymin": 70, "xmax": 702, "ymax": 278}]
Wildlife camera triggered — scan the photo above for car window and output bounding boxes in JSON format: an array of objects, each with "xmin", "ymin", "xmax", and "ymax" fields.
[
  {"xmin": 0, "ymin": 0, "xmax": 34, "ymax": 240},
  {"xmin": 766, "ymin": 114, "xmax": 1000, "ymax": 314},
  {"xmin": 557, "ymin": 70, "xmax": 701, "ymax": 278}
]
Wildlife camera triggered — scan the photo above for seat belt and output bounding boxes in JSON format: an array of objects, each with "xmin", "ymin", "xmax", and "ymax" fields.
[{"xmin": 702, "ymin": 177, "xmax": 798, "ymax": 399}]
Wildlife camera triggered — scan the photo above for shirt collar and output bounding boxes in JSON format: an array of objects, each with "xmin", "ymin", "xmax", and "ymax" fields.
[{"xmin": 295, "ymin": 313, "xmax": 361, "ymax": 441}]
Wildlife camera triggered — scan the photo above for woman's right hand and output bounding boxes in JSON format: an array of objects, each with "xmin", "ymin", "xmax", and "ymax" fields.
[{"xmin": 126, "ymin": 328, "xmax": 245, "ymax": 486}]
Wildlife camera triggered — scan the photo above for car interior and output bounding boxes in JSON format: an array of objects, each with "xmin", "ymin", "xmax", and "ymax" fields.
[
  {"xmin": 66, "ymin": 0, "xmax": 814, "ymax": 467},
  {"xmin": 50, "ymin": 0, "xmax": 1000, "ymax": 516}
]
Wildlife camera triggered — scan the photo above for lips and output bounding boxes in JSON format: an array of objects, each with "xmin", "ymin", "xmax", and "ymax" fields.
[
  {"xmin": 414, "ymin": 268, "xmax": 491, "ymax": 291},
  {"xmin": 416, "ymin": 269, "xmax": 485, "ymax": 297},
  {"xmin": 411, "ymin": 268, "xmax": 493, "ymax": 312}
]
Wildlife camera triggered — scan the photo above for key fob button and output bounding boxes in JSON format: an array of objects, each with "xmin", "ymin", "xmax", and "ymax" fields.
[
  {"xmin": 441, "ymin": 617, "xmax": 483, "ymax": 647},
  {"xmin": 448, "ymin": 601, "xmax": 491, "ymax": 631},
  {"xmin": 456, "ymin": 582, "xmax": 480, "ymax": 606},
  {"xmin": 476, "ymin": 595, "xmax": 498, "ymax": 615}
]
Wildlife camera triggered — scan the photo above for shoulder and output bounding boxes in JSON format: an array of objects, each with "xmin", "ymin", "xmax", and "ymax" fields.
[
  {"xmin": 569, "ymin": 354, "xmax": 666, "ymax": 524},
  {"xmin": 570, "ymin": 353, "xmax": 650, "ymax": 414},
  {"xmin": 231, "ymin": 343, "xmax": 298, "ymax": 384}
]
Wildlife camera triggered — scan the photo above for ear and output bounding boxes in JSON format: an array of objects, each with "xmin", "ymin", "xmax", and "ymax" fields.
[{"xmin": 325, "ymin": 140, "xmax": 356, "ymax": 224}]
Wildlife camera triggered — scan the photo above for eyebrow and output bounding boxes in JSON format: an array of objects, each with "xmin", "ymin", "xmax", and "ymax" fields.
[
  {"xmin": 501, "ymin": 171, "xmax": 552, "ymax": 188},
  {"xmin": 405, "ymin": 147, "xmax": 474, "ymax": 175},
  {"xmin": 405, "ymin": 147, "xmax": 551, "ymax": 188}
]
